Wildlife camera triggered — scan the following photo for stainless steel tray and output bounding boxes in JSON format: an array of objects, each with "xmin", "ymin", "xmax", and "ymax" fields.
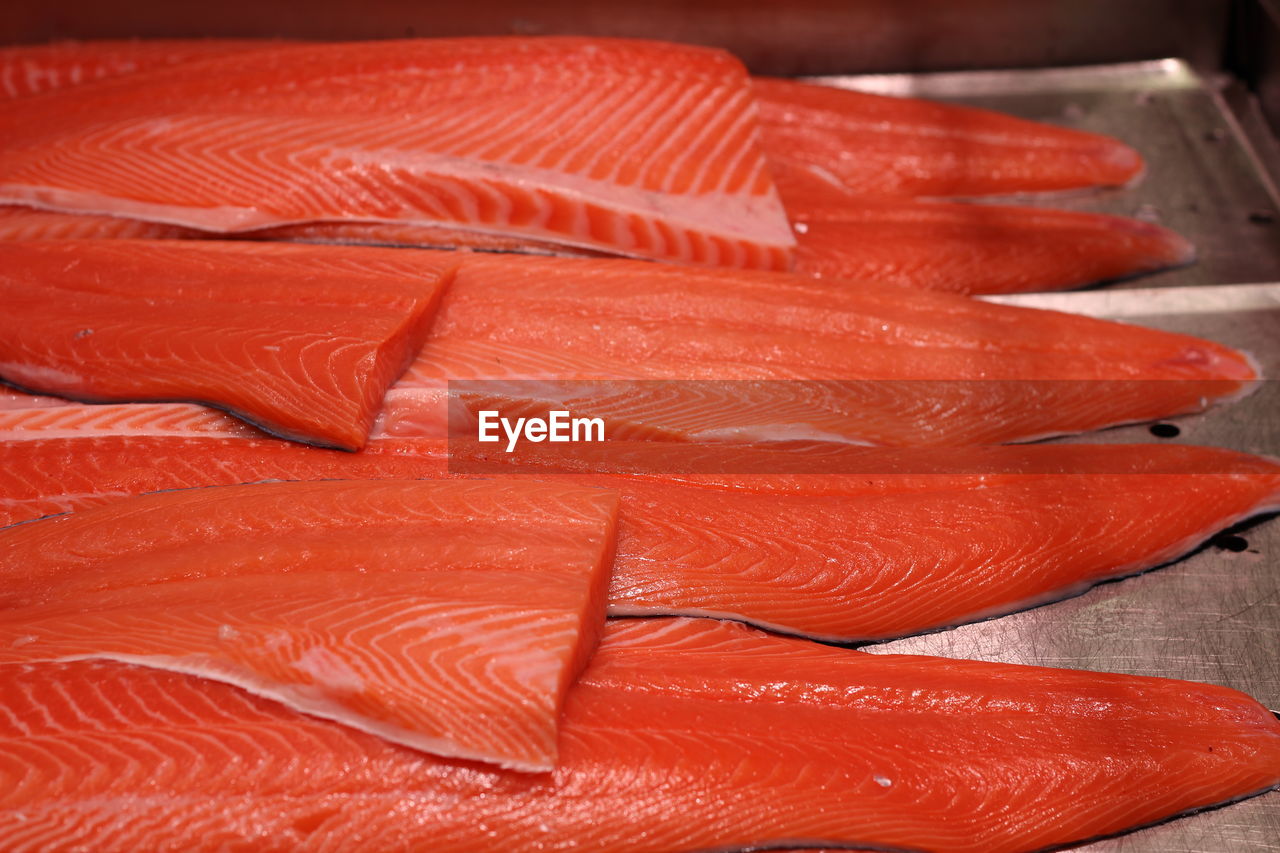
[{"xmin": 808, "ymin": 58, "xmax": 1280, "ymax": 853}]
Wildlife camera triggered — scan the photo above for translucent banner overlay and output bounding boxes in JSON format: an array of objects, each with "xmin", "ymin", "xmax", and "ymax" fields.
[{"xmin": 439, "ymin": 378, "xmax": 1274, "ymax": 476}]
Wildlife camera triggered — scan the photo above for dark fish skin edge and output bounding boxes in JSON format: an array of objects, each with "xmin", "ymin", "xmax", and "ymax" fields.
[{"xmin": 0, "ymin": 375, "xmax": 363, "ymax": 451}]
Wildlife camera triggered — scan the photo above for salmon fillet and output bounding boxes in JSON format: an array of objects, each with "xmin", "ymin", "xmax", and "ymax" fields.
[
  {"xmin": 2, "ymin": 618, "xmax": 1276, "ymax": 851},
  {"xmin": 382, "ymin": 252, "xmax": 1257, "ymax": 446},
  {"xmin": 0, "ymin": 43, "xmax": 1147, "ymax": 201},
  {"xmin": 0, "ymin": 38, "xmax": 795, "ymax": 269},
  {"xmin": 787, "ymin": 196, "xmax": 1194, "ymax": 295},
  {"xmin": 0, "ymin": 239, "xmax": 458, "ymax": 449},
  {"xmin": 3, "ymin": 418, "xmax": 1278, "ymax": 643},
  {"xmin": 0, "ymin": 477, "xmax": 619, "ymax": 770},
  {"xmin": 0, "ymin": 197, "xmax": 1195, "ymax": 295},
  {"xmin": 0, "ymin": 40, "xmax": 1184, "ymax": 293},
  {"xmin": 754, "ymin": 76, "xmax": 1145, "ymax": 198}
]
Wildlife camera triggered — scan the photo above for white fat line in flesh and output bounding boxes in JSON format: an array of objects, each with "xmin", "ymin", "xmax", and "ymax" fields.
[
  {"xmin": 0, "ymin": 145, "xmax": 795, "ymax": 248},
  {"xmin": 0, "ymin": 403, "xmax": 250, "ymax": 439},
  {"xmin": 997, "ymin": 378, "xmax": 1263, "ymax": 447},
  {"xmin": 0, "ymin": 490, "xmax": 131, "ymax": 510},
  {"xmin": 32, "ymin": 652, "xmax": 557, "ymax": 772},
  {"xmin": 0, "ymin": 425, "xmax": 247, "ymax": 440},
  {"xmin": 689, "ymin": 423, "xmax": 878, "ymax": 446}
]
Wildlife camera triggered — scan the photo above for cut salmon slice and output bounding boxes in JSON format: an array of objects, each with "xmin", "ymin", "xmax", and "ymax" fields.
[
  {"xmin": 3, "ymin": 420, "xmax": 1278, "ymax": 643},
  {"xmin": 0, "ymin": 38, "xmax": 794, "ymax": 269},
  {"xmin": 2, "ymin": 618, "xmax": 1277, "ymax": 851},
  {"xmin": 0, "ymin": 239, "xmax": 459, "ymax": 449},
  {"xmin": 382, "ymin": 252, "xmax": 1258, "ymax": 447},
  {"xmin": 787, "ymin": 196, "xmax": 1195, "ymax": 295},
  {"xmin": 0, "ymin": 477, "xmax": 619, "ymax": 770},
  {"xmin": 754, "ymin": 76, "xmax": 1145, "ymax": 199}
]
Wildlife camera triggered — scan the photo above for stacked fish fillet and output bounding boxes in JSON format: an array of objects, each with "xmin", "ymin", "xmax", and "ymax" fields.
[{"xmin": 0, "ymin": 37, "xmax": 1277, "ymax": 853}]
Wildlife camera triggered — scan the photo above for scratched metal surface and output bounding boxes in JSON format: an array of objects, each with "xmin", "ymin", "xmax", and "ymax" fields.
[
  {"xmin": 806, "ymin": 60, "xmax": 1280, "ymax": 289},
  {"xmin": 874, "ymin": 283, "xmax": 1280, "ymax": 852}
]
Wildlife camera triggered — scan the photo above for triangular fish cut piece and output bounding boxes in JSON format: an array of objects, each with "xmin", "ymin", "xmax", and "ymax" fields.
[
  {"xmin": 0, "ymin": 478, "xmax": 620, "ymax": 771},
  {"xmin": 0, "ymin": 239, "xmax": 460, "ymax": 450}
]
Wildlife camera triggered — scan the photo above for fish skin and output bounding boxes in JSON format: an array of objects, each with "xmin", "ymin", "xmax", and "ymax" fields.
[
  {"xmin": 787, "ymin": 196, "xmax": 1196, "ymax": 295},
  {"xmin": 0, "ymin": 477, "xmax": 620, "ymax": 771},
  {"xmin": 753, "ymin": 76, "xmax": 1145, "ymax": 199},
  {"xmin": 2, "ymin": 423, "xmax": 1278, "ymax": 643},
  {"xmin": 0, "ymin": 38, "xmax": 794, "ymax": 269},
  {"xmin": 0, "ymin": 239, "xmax": 459, "ymax": 450},
  {"xmin": 2, "ymin": 617, "xmax": 1277, "ymax": 852},
  {"xmin": 382, "ymin": 251, "xmax": 1257, "ymax": 447}
]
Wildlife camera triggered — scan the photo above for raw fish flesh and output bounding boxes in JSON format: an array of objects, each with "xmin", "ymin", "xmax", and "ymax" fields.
[
  {"xmin": 476, "ymin": 439, "xmax": 1280, "ymax": 641},
  {"xmin": 0, "ymin": 387, "xmax": 71, "ymax": 411},
  {"xmin": 0, "ymin": 203, "xmax": 609, "ymax": 256},
  {"xmin": 754, "ymin": 76, "xmax": 1145, "ymax": 199},
  {"xmin": 383, "ymin": 252, "xmax": 1258, "ymax": 446},
  {"xmin": 0, "ymin": 39, "xmax": 278, "ymax": 99},
  {"xmin": 0, "ymin": 43, "xmax": 1147, "ymax": 201},
  {"xmin": 0, "ymin": 400, "xmax": 253, "ymax": 437},
  {"xmin": 2, "ymin": 618, "xmax": 1277, "ymax": 851},
  {"xmin": 0, "ymin": 239, "xmax": 457, "ymax": 449},
  {"xmin": 3, "ymin": 415, "xmax": 1278, "ymax": 642},
  {"xmin": 0, "ymin": 39, "xmax": 1186, "ymax": 295},
  {"xmin": 0, "ymin": 204, "xmax": 203, "ymax": 240},
  {"xmin": 0, "ymin": 477, "xmax": 619, "ymax": 770},
  {"xmin": 788, "ymin": 196, "xmax": 1195, "ymax": 295},
  {"xmin": 0, "ymin": 38, "xmax": 794, "ymax": 268},
  {"xmin": 0, "ymin": 200, "xmax": 1194, "ymax": 296},
  {"xmin": 0, "ymin": 423, "xmax": 450, "ymax": 525}
]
